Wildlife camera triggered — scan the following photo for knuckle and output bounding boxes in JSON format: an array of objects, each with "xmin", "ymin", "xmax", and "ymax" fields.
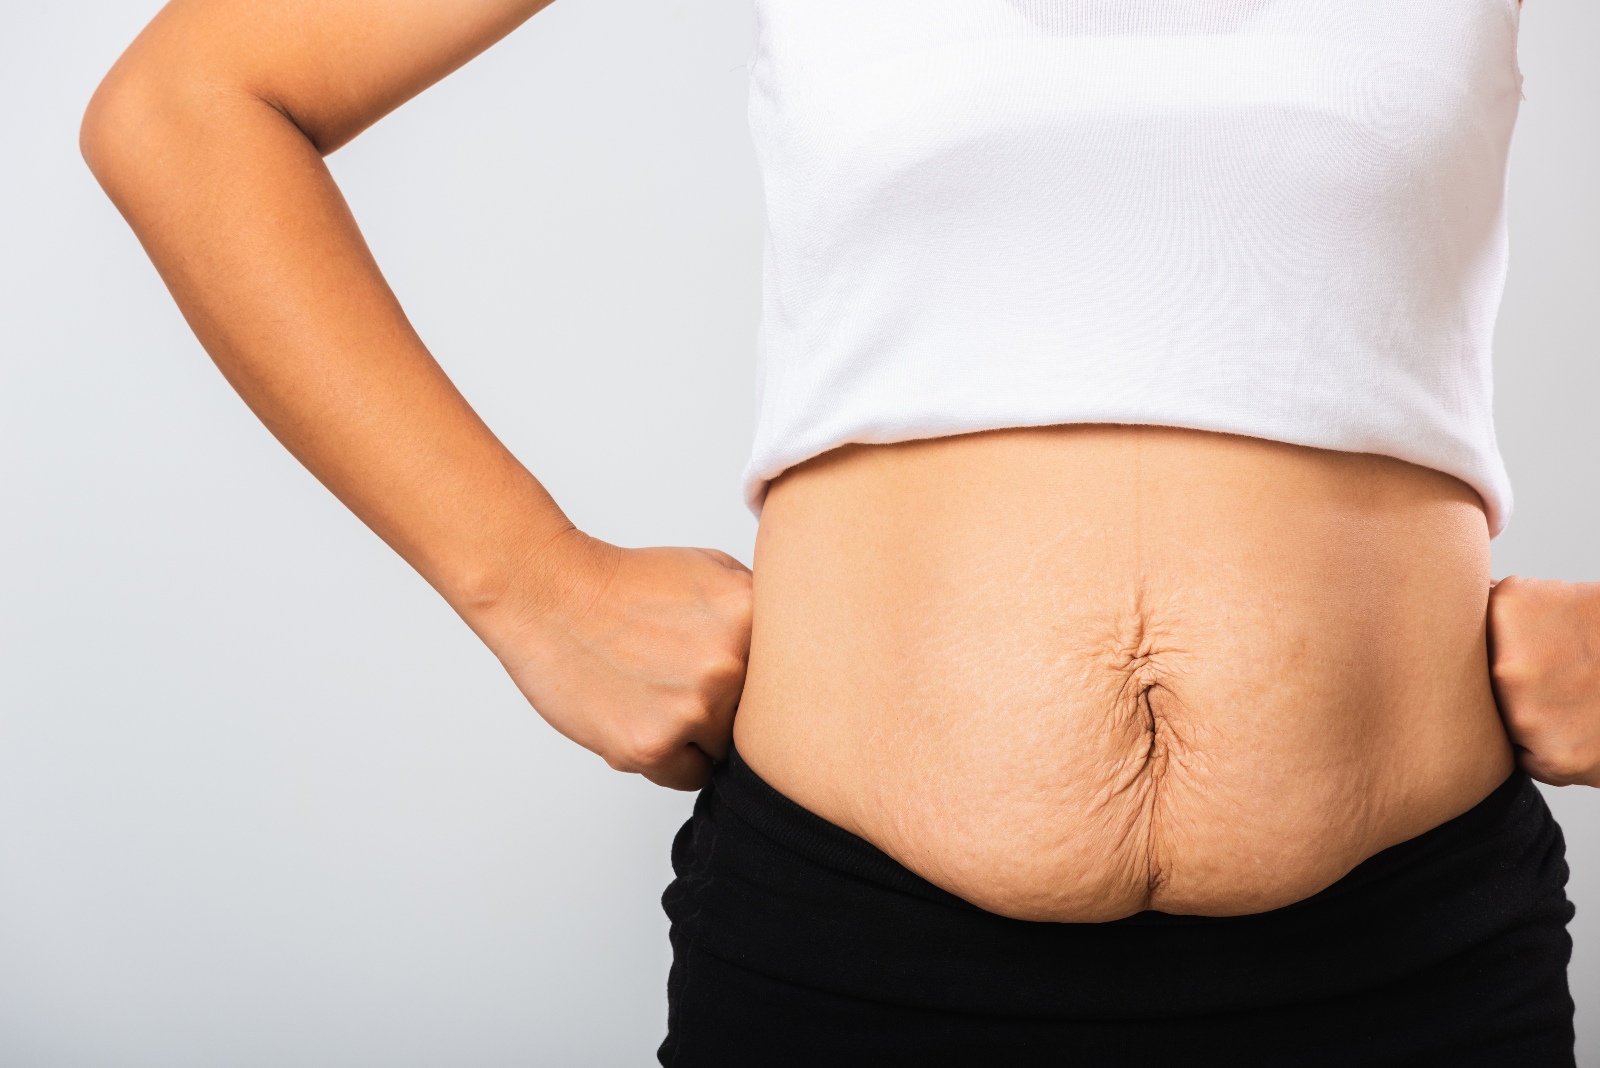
[
  {"xmin": 1500, "ymin": 700, "xmax": 1554, "ymax": 740},
  {"xmin": 1492, "ymin": 574, "xmax": 1528, "ymax": 595},
  {"xmin": 626, "ymin": 726, "xmax": 683, "ymax": 769},
  {"xmin": 1487, "ymin": 598, "xmax": 1527, "ymax": 635},
  {"xmin": 1500, "ymin": 709, "xmax": 1542, "ymax": 741},
  {"xmin": 703, "ymin": 649, "xmax": 748, "ymax": 686},
  {"xmin": 1490, "ymin": 655, "xmax": 1538, "ymax": 686},
  {"xmin": 1533, "ymin": 754, "xmax": 1585, "ymax": 784},
  {"xmin": 1490, "ymin": 577, "xmax": 1551, "ymax": 616},
  {"xmin": 1490, "ymin": 665, "xmax": 1521, "ymax": 690},
  {"xmin": 1488, "ymin": 650, "xmax": 1519, "ymax": 677},
  {"xmin": 726, "ymin": 582, "xmax": 755, "ymax": 615},
  {"xmin": 607, "ymin": 722, "xmax": 682, "ymax": 772},
  {"xmin": 1564, "ymin": 745, "xmax": 1600, "ymax": 782},
  {"xmin": 675, "ymin": 697, "xmax": 716, "ymax": 730},
  {"xmin": 1523, "ymin": 733, "xmax": 1600, "ymax": 783}
]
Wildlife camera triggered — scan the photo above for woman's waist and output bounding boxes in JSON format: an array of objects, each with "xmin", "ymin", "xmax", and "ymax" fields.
[
  {"xmin": 733, "ymin": 424, "xmax": 1514, "ymax": 922},
  {"xmin": 668, "ymin": 751, "xmax": 1560, "ymax": 1023}
]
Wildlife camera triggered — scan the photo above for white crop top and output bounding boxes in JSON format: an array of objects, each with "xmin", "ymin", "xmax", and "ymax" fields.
[{"xmin": 741, "ymin": 0, "xmax": 1522, "ymax": 534}]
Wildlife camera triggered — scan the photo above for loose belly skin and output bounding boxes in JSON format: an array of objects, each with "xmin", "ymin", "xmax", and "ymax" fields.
[{"xmin": 732, "ymin": 426, "xmax": 1514, "ymax": 923}]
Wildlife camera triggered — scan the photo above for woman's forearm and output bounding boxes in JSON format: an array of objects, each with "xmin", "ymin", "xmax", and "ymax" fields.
[
  {"xmin": 80, "ymin": 8, "xmax": 576, "ymax": 620},
  {"xmin": 82, "ymin": 0, "xmax": 753, "ymax": 789}
]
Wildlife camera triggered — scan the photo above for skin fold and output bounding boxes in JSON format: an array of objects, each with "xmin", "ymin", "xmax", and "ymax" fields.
[{"xmin": 83, "ymin": 0, "xmax": 1595, "ymax": 919}]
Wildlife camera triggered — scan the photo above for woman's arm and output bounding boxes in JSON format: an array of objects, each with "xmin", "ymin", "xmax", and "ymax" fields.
[
  {"xmin": 81, "ymin": 0, "xmax": 751, "ymax": 790},
  {"xmin": 1489, "ymin": 578, "xmax": 1600, "ymax": 787}
]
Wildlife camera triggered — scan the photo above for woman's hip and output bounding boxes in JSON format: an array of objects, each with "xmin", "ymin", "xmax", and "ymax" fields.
[{"xmin": 659, "ymin": 748, "xmax": 1575, "ymax": 1067}]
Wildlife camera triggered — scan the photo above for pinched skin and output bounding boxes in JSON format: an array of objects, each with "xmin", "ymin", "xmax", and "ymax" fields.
[{"xmin": 733, "ymin": 426, "xmax": 1514, "ymax": 922}]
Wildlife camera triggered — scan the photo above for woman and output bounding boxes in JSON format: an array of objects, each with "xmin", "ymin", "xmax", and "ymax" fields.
[{"xmin": 82, "ymin": 0, "xmax": 1594, "ymax": 1063}]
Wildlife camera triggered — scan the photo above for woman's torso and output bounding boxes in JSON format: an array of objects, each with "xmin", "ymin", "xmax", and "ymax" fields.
[
  {"xmin": 734, "ymin": 427, "xmax": 1513, "ymax": 921},
  {"xmin": 732, "ymin": 0, "xmax": 1522, "ymax": 922}
]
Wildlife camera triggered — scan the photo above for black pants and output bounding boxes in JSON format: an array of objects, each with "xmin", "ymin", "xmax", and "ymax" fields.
[{"xmin": 660, "ymin": 749, "xmax": 1575, "ymax": 1067}]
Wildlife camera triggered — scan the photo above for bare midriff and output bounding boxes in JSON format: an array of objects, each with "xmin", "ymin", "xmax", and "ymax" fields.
[{"xmin": 732, "ymin": 425, "xmax": 1514, "ymax": 923}]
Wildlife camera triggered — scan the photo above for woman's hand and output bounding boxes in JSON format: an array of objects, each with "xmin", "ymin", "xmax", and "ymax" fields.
[
  {"xmin": 81, "ymin": 0, "xmax": 759, "ymax": 793},
  {"xmin": 472, "ymin": 532, "xmax": 753, "ymax": 791},
  {"xmin": 1488, "ymin": 576, "xmax": 1600, "ymax": 787}
]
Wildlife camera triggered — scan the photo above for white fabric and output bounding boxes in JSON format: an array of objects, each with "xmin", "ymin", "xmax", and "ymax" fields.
[{"xmin": 741, "ymin": 0, "xmax": 1522, "ymax": 534}]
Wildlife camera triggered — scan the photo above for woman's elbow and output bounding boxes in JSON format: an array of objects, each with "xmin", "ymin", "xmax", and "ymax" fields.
[
  {"xmin": 79, "ymin": 56, "xmax": 202, "ymax": 202},
  {"xmin": 80, "ymin": 65, "xmax": 146, "ymax": 190}
]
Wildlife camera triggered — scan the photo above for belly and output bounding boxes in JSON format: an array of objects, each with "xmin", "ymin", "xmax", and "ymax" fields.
[{"xmin": 733, "ymin": 426, "xmax": 1513, "ymax": 922}]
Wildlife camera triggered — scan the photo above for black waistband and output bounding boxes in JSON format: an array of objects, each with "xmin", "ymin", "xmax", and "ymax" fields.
[
  {"xmin": 667, "ymin": 745, "xmax": 1572, "ymax": 1019},
  {"xmin": 716, "ymin": 747, "xmax": 983, "ymax": 911},
  {"xmin": 715, "ymin": 744, "xmax": 1538, "ymax": 925}
]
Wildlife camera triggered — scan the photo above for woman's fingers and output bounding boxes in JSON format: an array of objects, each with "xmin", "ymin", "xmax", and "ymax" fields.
[
  {"xmin": 1488, "ymin": 576, "xmax": 1600, "ymax": 788},
  {"xmin": 641, "ymin": 744, "xmax": 716, "ymax": 792},
  {"xmin": 687, "ymin": 694, "xmax": 739, "ymax": 764},
  {"xmin": 477, "ymin": 541, "xmax": 753, "ymax": 791},
  {"xmin": 600, "ymin": 692, "xmax": 737, "ymax": 786},
  {"xmin": 693, "ymin": 547, "xmax": 753, "ymax": 575}
]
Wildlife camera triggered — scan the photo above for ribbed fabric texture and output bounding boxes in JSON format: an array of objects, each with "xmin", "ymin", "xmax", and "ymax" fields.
[{"xmin": 743, "ymin": 0, "xmax": 1522, "ymax": 534}]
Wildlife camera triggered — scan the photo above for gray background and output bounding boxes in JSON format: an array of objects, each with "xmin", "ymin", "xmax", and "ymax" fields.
[{"xmin": 0, "ymin": 0, "xmax": 1593, "ymax": 1064}]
